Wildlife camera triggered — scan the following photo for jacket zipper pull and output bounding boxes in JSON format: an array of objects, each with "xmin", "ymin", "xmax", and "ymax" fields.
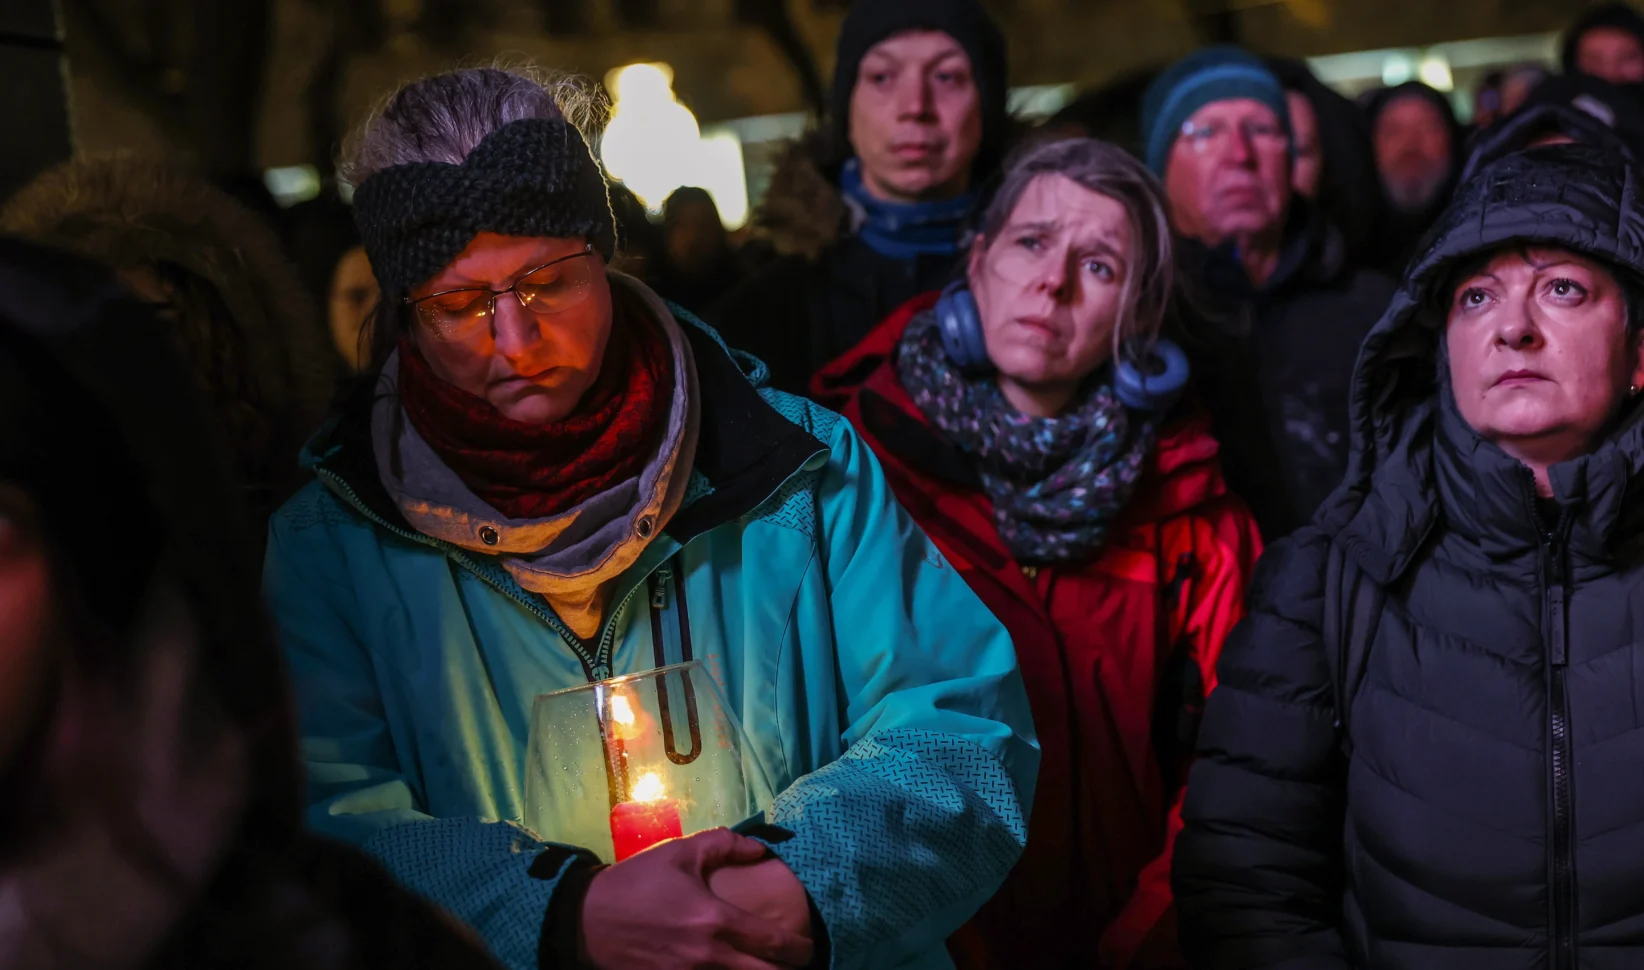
[{"xmin": 651, "ymin": 569, "xmax": 670, "ymax": 611}]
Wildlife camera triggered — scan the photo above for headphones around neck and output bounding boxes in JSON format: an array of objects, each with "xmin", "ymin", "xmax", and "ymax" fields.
[{"xmin": 933, "ymin": 280, "xmax": 1191, "ymax": 413}]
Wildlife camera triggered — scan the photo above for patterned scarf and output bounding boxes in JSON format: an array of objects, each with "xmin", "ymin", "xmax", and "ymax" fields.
[
  {"xmin": 396, "ymin": 311, "xmax": 673, "ymax": 521},
  {"xmin": 896, "ymin": 309, "xmax": 1155, "ymax": 565}
]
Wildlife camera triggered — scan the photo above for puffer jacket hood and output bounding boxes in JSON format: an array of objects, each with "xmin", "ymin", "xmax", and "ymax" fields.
[
  {"xmin": 751, "ymin": 129, "xmax": 851, "ymax": 261},
  {"xmin": 1458, "ymin": 96, "xmax": 1638, "ymax": 187},
  {"xmin": 1323, "ymin": 143, "xmax": 1644, "ymax": 576}
]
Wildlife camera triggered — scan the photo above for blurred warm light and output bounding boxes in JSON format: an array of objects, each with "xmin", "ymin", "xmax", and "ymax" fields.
[
  {"xmin": 1418, "ymin": 54, "xmax": 1455, "ymax": 92},
  {"xmin": 601, "ymin": 62, "xmax": 749, "ymax": 230},
  {"xmin": 695, "ymin": 131, "xmax": 750, "ymax": 230}
]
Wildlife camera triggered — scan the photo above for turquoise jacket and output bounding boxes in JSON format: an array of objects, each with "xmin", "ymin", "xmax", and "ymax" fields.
[{"xmin": 264, "ymin": 316, "xmax": 1038, "ymax": 970}]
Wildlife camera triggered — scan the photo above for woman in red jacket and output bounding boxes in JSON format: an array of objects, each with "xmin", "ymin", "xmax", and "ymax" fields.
[{"xmin": 814, "ymin": 137, "xmax": 1262, "ymax": 969}]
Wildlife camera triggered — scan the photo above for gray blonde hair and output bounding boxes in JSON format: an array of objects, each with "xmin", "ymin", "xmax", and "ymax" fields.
[
  {"xmin": 341, "ymin": 63, "xmax": 605, "ymax": 188},
  {"xmin": 975, "ymin": 137, "xmax": 1177, "ymax": 363}
]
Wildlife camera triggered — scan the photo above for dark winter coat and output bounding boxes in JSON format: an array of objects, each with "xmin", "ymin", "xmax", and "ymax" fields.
[
  {"xmin": 0, "ymin": 156, "xmax": 339, "ymax": 537},
  {"xmin": 1182, "ymin": 201, "xmax": 1397, "ymax": 540},
  {"xmin": 815, "ymin": 294, "xmax": 1262, "ymax": 970},
  {"xmin": 1172, "ymin": 143, "xmax": 1644, "ymax": 969},
  {"xmin": 707, "ymin": 134, "xmax": 962, "ymax": 397}
]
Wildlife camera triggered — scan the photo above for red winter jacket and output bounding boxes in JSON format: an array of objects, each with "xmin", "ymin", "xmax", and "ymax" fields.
[{"xmin": 813, "ymin": 294, "xmax": 1262, "ymax": 969}]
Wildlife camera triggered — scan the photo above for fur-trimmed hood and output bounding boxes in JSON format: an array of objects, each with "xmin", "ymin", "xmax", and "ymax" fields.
[
  {"xmin": 0, "ymin": 155, "xmax": 338, "ymax": 522},
  {"xmin": 752, "ymin": 130, "xmax": 852, "ymax": 261}
]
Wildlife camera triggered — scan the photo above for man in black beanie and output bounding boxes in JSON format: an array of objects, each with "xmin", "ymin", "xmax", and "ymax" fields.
[{"xmin": 709, "ymin": 0, "xmax": 1009, "ymax": 399}]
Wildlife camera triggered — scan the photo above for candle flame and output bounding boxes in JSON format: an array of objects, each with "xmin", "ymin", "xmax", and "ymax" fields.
[
  {"xmin": 631, "ymin": 771, "xmax": 666, "ymax": 803},
  {"xmin": 611, "ymin": 694, "xmax": 635, "ymax": 727}
]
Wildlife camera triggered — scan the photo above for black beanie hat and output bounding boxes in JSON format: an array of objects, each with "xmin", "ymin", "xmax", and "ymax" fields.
[
  {"xmin": 352, "ymin": 117, "xmax": 616, "ymax": 295},
  {"xmin": 828, "ymin": 0, "xmax": 1008, "ymax": 175},
  {"xmin": 1563, "ymin": 3, "xmax": 1644, "ymax": 75}
]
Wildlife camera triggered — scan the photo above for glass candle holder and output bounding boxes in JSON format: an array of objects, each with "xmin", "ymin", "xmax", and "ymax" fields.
[{"xmin": 523, "ymin": 660, "xmax": 764, "ymax": 862}]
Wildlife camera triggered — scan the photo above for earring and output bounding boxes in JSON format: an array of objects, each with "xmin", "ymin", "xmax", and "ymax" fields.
[{"xmin": 1633, "ymin": 384, "xmax": 1640, "ymax": 396}]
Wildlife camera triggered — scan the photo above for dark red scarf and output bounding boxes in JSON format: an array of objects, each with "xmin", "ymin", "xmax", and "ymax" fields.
[{"xmin": 396, "ymin": 314, "xmax": 673, "ymax": 521}]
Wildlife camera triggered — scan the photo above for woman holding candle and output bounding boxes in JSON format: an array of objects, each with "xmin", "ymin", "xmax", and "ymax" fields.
[
  {"xmin": 812, "ymin": 138, "xmax": 1262, "ymax": 968},
  {"xmin": 263, "ymin": 66, "xmax": 1037, "ymax": 970}
]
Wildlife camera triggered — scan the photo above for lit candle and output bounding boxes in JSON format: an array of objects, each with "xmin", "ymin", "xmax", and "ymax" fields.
[{"xmin": 610, "ymin": 771, "xmax": 683, "ymax": 861}]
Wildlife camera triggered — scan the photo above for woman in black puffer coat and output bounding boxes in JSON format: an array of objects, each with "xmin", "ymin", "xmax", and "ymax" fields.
[{"xmin": 1173, "ymin": 143, "xmax": 1644, "ymax": 969}]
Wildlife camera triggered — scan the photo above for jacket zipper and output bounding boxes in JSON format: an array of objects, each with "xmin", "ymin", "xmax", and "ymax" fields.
[
  {"xmin": 1529, "ymin": 487, "xmax": 1576, "ymax": 969},
  {"xmin": 315, "ymin": 467, "xmax": 644, "ymax": 681}
]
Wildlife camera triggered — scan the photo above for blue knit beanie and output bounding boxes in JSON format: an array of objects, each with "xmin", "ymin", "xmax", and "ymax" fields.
[{"xmin": 1140, "ymin": 46, "xmax": 1291, "ymax": 176}]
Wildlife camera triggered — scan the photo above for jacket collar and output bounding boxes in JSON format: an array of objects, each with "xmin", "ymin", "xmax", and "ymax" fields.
[
  {"xmin": 1180, "ymin": 197, "xmax": 1346, "ymax": 307},
  {"xmin": 841, "ymin": 301, "xmax": 1234, "ymax": 561},
  {"xmin": 305, "ymin": 307, "xmax": 824, "ymax": 548}
]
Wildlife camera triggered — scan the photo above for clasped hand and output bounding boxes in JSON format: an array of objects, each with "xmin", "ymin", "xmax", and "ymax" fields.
[{"xmin": 579, "ymin": 828, "xmax": 814, "ymax": 970}]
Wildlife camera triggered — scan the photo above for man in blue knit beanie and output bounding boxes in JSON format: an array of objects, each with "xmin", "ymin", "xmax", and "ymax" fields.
[
  {"xmin": 1141, "ymin": 46, "xmax": 1396, "ymax": 541},
  {"xmin": 1142, "ymin": 46, "xmax": 1293, "ymax": 286}
]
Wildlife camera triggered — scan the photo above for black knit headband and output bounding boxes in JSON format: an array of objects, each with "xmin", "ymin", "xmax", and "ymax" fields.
[{"xmin": 352, "ymin": 117, "xmax": 617, "ymax": 294}]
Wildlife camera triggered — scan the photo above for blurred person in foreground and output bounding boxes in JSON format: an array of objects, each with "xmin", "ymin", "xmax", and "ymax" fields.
[
  {"xmin": 1564, "ymin": 2, "xmax": 1644, "ymax": 87},
  {"xmin": 0, "ymin": 157, "xmax": 336, "ymax": 541},
  {"xmin": 0, "ymin": 237, "xmax": 499, "ymax": 970},
  {"xmin": 1366, "ymin": 82, "xmax": 1464, "ymax": 275},
  {"xmin": 1268, "ymin": 57, "xmax": 1381, "ymax": 261},
  {"xmin": 650, "ymin": 186, "xmax": 742, "ymax": 315},
  {"xmin": 814, "ymin": 137, "xmax": 1262, "ymax": 970},
  {"xmin": 709, "ymin": 0, "xmax": 1009, "ymax": 397},
  {"xmin": 1175, "ymin": 141, "xmax": 1644, "ymax": 970},
  {"xmin": 1141, "ymin": 47, "xmax": 1396, "ymax": 540},
  {"xmin": 264, "ymin": 65, "xmax": 1036, "ymax": 970}
]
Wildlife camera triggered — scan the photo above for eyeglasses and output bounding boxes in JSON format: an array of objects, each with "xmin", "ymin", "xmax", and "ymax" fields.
[
  {"xmin": 405, "ymin": 244, "xmax": 597, "ymax": 342},
  {"xmin": 1179, "ymin": 118, "xmax": 1289, "ymax": 155}
]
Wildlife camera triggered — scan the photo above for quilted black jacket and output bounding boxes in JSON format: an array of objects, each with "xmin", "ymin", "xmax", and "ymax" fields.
[{"xmin": 1173, "ymin": 144, "xmax": 1644, "ymax": 970}]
